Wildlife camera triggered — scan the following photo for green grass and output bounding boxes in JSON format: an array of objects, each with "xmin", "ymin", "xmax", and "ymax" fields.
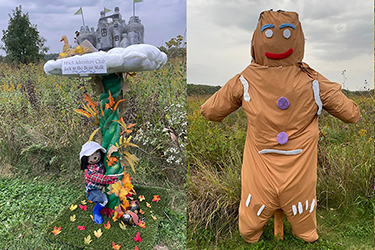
[
  {"xmin": 43, "ymin": 184, "xmax": 168, "ymax": 250},
  {"xmin": 0, "ymin": 176, "xmax": 82, "ymax": 249},
  {"xmin": 188, "ymin": 205, "xmax": 373, "ymax": 249}
]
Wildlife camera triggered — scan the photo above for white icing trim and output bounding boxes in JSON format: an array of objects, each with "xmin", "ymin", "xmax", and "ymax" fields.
[
  {"xmin": 240, "ymin": 75, "xmax": 251, "ymax": 102},
  {"xmin": 306, "ymin": 200, "xmax": 309, "ymax": 210},
  {"xmin": 309, "ymin": 199, "xmax": 315, "ymax": 213},
  {"xmin": 257, "ymin": 205, "xmax": 265, "ymax": 216},
  {"xmin": 245, "ymin": 194, "xmax": 252, "ymax": 207},
  {"xmin": 312, "ymin": 80, "xmax": 323, "ymax": 115},
  {"xmin": 292, "ymin": 205, "xmax": 297, "ymax": 215},
  {"xmin": 258, "ymin": 149, "xmax": 302, "ymax": 155},
  {"xmin": 298, "ymin": 202, "xmax": 303, "ymax": 214}
]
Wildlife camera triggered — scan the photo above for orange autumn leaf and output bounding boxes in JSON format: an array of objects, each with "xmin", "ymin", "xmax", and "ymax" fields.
[
  {"xmin": 139, "ymin": 209, "xmax": 145, "ymax": 215},
  {"xmin": 84, "ymin": 94, "xmax": 98, "ymax": 112},
  {"xmin": 112, "ymin": 211, "xmax": 122, "ymax": 222},
  {"xmin": 107, "ymin": 181, "xmax": 122, "ymax": 196},
  {"xmin": 152, "ymin": 195, "xmax": 161, "ymax": 203},
  {"xmin": 107, "ymin": 155, "xmax": 119, "ymax": 166},
  {"xmin": 138, "ymin": 221, "xmax": 146, "ymax": 228},
  {"xmin": 100, "ymin": 101, "xmax": 104, "ymax": 116},
  {"xmin": 104, "ymin": 221, "xmax": 111, "ymax": 230},
  {"xmin": 52, "ymin": 226, "xmax": 61, "ymax": 235},
  {"xmin": 75, "ymin": 109, "xmax": 92, "ymax": 118},
  {"xmin": 113, "ymin": 99, "xmax": 125, "ymax": 111},
  {"xmin": 105, "ymin": 103, "xmax": 111, "ymax": 110},
  {"xmin": 122, "ymin": 172, "xmax": 132, "ymax": 186},
  {"xmin": 112, "ymin": 241, "xmax": 121, "ymax": 250},
  {"xmin": 104, "ymin": 90, "xmax": 115, "ymax": 110},
  {"xmin": 119, "ymin": 187, "xmax": 131, "ymax": 201},
  {"xmin": 122, "ymin": 199, "xmax": 130, "ymax": 210}
]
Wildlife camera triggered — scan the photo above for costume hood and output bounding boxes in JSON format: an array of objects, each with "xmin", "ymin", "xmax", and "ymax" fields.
[
  {"xmin": 79, "ymin": 141, "xmax": 107, "ymax": 160},
  {"xmin": 251, "ymin": 10, "xmax": 305, "ymax": 67}
]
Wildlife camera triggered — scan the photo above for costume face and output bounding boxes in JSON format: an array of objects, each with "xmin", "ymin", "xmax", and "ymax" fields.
[
  {"xmin": 88, "ymin": 150, "xmax": 101, "ymax": 164},
  {"xmin": 251, "ymin": 10, "xmax": 305, "ymax": 67}
]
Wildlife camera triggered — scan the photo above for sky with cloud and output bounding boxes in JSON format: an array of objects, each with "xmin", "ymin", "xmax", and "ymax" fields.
[
  {"xmin": 187, "ymin": 0, "xmax": 374, "ymax": 90},
  {"xmin": 0, "ymin": 0, "xmax": 186, "ymax": 55}
]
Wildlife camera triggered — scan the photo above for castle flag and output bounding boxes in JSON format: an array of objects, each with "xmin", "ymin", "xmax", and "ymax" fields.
[
  {"xmin": 134, "ymin": 0, "xmax": 143, "ymax": 3},
  {"xmin": 74, "ymin": 7, "xmax": 82, "ymax": 15},
  {"xmin": 104, "ymin": 7, "xmax": 111, "ymax": 14}
]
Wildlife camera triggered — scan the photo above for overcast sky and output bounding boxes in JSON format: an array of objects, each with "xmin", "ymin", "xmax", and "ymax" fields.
[
  {"xmin": 0, "ymin": 0, "xmax": 186, "ymax": 55},
  {"xmin": 187, "ymin": 0, "xmax": 374, "ymax": 91}
]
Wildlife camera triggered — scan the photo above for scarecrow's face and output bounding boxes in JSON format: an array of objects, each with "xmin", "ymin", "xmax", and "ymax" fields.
[
  {"xmin": 88, "ymin": 150, "xmax": 101, "ymax": 164},
  {"xmin": 251, "ymin": 11, "xmax": 305, "ymax": 67}
]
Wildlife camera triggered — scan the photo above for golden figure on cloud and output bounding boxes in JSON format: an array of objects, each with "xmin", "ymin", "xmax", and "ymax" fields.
[{"xmin": 201, "ymin": 10, "xmax": 360, "ymax": 243}]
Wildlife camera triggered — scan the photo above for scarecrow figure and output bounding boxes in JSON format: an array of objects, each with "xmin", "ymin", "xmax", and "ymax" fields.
[{"xmin": 200, "ymin": 10, "xmax": 360, "ymax": 243}]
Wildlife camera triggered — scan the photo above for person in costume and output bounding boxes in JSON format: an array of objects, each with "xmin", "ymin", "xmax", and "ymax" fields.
[
  {"xmin": 80, "ymin": 141, "xmax": 118, "ymax": 224},
  {"xmin": 200, "ymin": 10, "xmax": 360, "ymax": 243}
]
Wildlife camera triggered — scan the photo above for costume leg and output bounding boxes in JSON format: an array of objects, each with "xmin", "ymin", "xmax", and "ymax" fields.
[
  {"xmin": 280, "ymin": 182, "xmax": 318, "ymax": 242},
  {"xmin": 87, "ymin": 190, "xmax": 108, "ymax": 224},
  {"xmin": 239, "ymin": 189, "xmax": 278, "ymax": 243}
]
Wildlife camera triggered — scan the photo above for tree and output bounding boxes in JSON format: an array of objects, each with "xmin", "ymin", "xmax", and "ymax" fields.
[{"xmin": 1, "ymin": 5, "xmax": 49, "ymax": 64}]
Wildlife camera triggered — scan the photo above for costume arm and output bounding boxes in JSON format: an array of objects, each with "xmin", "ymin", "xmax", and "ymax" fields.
[
  {"xmin": 318, "ymin": 74, "xmax": 360, "ymax": 123},
  {"xmin": 85, "ymin": 166, "xmax": 117, "ymax": 185},
  {"xmin": 200, "ymin": 74, "xmax": 244, "ymax": 122}
]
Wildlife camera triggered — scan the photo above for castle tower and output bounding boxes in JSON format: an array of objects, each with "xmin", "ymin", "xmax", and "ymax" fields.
[
  {"xmin": 112, "ymin": 7, "xmax": 123, "ymax": 47},
  {"xmin": 96, "ymin": 11, "xmax": 113, "ymax": 51}
]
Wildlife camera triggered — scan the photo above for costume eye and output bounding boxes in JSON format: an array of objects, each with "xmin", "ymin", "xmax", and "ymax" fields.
[
  {"xmin": 265, "ymin": 29, "xmax": 273, "ymax": 38},
  {"xmin": 283, "ymin": 29, "xmax": 291, "ymax": 39}
]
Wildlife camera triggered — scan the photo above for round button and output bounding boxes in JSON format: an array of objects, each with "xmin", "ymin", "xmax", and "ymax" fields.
[
  {"xmin": 277, "ymin": 97, "xmax": 289, "ymax": 110},
  {"xmin": 277, "ymin": 132, "xmax": 288, "ymax": 145}
]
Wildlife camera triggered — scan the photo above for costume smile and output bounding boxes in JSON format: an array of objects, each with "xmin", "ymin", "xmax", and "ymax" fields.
[{"xmin": 265, "ymin": 48, "xmax": 293, "ymax": 59}]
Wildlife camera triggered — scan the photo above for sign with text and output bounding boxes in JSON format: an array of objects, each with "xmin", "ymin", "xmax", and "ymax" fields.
[{"xmin": 62, "ymin": 58, "xmax": 107, "ymax": 75}]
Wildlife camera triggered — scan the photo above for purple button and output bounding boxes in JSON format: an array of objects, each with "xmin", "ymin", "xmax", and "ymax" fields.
[
  {"xmin": 277, "ymin": 132, "xmax": 288, "ymax": 145},
  {"xmin": 277, "ymin": 97, "xmax": 289, "ymax": 110}
]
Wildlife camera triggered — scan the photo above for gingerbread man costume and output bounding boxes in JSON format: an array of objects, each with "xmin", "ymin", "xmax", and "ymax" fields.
[{"xmin": 200, "ymin": 10, "xmax": 360, "ymax": 243}]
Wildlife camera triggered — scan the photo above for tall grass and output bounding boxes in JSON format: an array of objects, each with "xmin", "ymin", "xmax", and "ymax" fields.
[
  {"xmin": 187, "ymin": 90, "xmax": 375, "ymax": 244},
  {"xmin": 125, "ymin": 58, "xmax": 187, "ymax": 188},
  {"xmin": 0, "ymin": 63, "xmax": 90, "ymax": 177}
]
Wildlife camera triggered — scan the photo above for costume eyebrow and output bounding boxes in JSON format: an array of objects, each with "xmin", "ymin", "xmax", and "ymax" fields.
[
  {"xmin": 279, "ymin": 23, "xmax": 296, "ymax": 29},
  {"xmin": 261, "ymin": 24, "xmax": 275, "ymax": 32}
]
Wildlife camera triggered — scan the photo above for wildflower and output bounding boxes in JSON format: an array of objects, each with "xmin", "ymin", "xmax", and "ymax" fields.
[{"xmin": 358, "ymin": 129, "xmax": 366, "ymax": 137}]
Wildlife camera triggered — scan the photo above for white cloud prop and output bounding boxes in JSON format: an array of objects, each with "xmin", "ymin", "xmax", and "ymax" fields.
[{"xmin": 44, "ymin": 44, "xmax": 167, "ymax": 77}]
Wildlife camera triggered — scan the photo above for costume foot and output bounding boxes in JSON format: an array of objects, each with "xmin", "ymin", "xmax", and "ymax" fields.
[{"xmin": 93, "ymin": 203, "xmax": 105, "ymax": 224}]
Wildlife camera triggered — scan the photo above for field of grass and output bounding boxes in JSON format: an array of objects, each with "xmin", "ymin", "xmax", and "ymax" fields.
[
  {"xmin": 187, "ymin": 88, "xmax": 374, "ymax": 249},
  {"xmin": 0, "ymin": 56, "xmax": 186, "ymax": 249}
]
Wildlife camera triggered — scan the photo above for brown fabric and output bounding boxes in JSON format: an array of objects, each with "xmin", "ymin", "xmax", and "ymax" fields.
[{"xmin": 200, "ymin": 10, "xmax": 360, "ymax": 243}]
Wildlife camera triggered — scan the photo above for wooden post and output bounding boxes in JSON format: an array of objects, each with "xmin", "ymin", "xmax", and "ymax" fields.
[{"xmin": 274, "ymin": 209, "xmax": 284, "ymax": 240}]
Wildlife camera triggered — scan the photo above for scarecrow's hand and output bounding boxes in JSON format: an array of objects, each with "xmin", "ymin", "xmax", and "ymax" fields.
[{"xmin": 107, "ymin": 145, "xmax": 118, "ymax": 157}]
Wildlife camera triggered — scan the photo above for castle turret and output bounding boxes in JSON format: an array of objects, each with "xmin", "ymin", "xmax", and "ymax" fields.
[
  {"xmin": 112, "ymin": 7, "xmax": 123, "ymax": 47},
  {"xmin": 96, "ymin": 11, "xmax": 113, "ymax": 51}
]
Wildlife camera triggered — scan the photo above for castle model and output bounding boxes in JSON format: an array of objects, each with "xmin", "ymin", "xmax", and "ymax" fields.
[{"xmin": 75, "ymin": 7, "xmax": 145, "ymax": 51}]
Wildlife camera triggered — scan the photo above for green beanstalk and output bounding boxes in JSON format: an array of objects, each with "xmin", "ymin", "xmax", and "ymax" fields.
[{"xmin": 99, "ymin": 73, "xmax": 124, "ymax": 209}]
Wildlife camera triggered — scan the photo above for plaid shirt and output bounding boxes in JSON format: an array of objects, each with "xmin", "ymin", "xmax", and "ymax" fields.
[{"xmin": 84, "ymin": 163, "xmax": 116, "ymax": 193}]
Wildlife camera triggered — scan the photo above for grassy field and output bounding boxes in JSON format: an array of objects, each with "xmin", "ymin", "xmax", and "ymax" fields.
[
  {"xmin": 187, "ymin": 88, "xmax": 374, "ymax": 249},
  {"xmin": 0, "ymin": 55, "xmax": 186, "ymax": 249}
]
